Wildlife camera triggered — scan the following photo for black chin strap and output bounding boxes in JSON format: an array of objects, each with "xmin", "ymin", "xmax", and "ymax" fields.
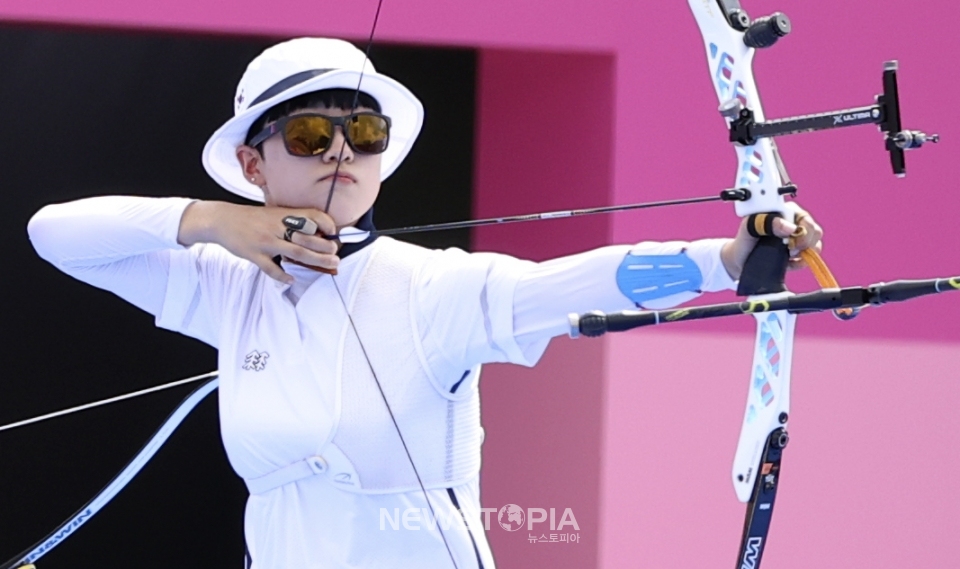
[{"xmin": 338, "ymin": 208, "xmax": 379, "ymax": 258}]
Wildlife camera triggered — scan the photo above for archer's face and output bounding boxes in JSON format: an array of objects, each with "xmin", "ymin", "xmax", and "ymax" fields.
[{"xmin": 240, "ymin": 105, "xmax": 383, "ymax": 229}]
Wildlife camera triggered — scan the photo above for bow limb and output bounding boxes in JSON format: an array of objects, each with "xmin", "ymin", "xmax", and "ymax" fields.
[{"xmin": 0, "ymin": 377, "xmax": 219, "ymax": 569}]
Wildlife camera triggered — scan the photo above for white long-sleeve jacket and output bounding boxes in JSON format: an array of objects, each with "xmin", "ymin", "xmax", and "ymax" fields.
[{"xmin": 28, "ymin": 196, "xmax": 735, "ymax": 569}]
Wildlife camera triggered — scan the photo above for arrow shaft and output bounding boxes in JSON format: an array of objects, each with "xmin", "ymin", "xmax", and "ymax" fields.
[{"xmin": 376, "ymin": 194, "xmax": 726, "ymax": 236}]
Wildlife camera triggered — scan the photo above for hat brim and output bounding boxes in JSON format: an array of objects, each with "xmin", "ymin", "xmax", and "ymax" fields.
[{"xmin": 202, "ymin": 69, "xmax": 424, "ymax": 202}]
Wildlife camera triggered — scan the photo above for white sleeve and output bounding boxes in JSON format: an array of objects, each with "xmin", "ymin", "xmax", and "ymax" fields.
[
  {"xmin": 27, "ymin": 196, "xmax": 221, "ymax": 346},
  {"xmin": 415, "ymin": 239, "xmax": 735, "ymax": 389},
  {"xmin": 512, "ymin": 238, "xmax": 735, "ymax": 348},
  {"xmin": 413, "ymin": 248, "xmax": 536, "ymax": 391}
]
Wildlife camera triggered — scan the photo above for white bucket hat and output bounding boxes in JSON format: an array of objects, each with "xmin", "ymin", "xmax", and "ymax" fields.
[{"xmin": 202, "ymin": 37, "xmax": 424, "ymax": 202}]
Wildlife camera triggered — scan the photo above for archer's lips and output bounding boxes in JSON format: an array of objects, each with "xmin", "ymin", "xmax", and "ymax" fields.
[{"xmin": 320, "ymin": 172, "xmax": 357, "ymax": 183}]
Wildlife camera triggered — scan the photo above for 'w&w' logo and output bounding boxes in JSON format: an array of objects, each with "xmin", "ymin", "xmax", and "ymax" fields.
[
  {"xmin": 740, "ymin": 536, "xmax": 763, "ymax": 569},
  {"xmin": 243, "ymin": 350, "xmax": 269, "ymax": 372}
]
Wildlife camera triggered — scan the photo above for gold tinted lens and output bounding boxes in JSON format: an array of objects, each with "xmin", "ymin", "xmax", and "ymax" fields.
[
  {"xmin": 283, "ymin": 116, "xmax": 333, "ymax": 156},
  {"xmin": 347, "ymin": 114, "xmax": 389, "ymax": 154}
]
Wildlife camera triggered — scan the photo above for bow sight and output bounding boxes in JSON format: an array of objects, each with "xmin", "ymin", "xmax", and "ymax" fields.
[{"xmin": 715, "ymin": 0, "xmax": 938, "ymax": 177}]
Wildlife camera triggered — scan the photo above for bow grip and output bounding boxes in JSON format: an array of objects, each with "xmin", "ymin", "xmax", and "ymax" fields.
[{"xmin": 737, "ymin": 212, "xmax": 789, "ymax": 296}]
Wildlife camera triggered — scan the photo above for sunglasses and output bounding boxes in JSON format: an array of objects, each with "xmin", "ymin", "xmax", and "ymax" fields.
[{"xmin": 248, "ymin": 112, "xmax": 391, "ymax": 157}]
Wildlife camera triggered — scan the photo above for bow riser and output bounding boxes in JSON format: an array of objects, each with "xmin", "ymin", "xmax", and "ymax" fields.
[
  {"xmin": 689, "ymin": 0, "xmax": 797, "ymax": 502},
  {"xmin": 688, "ymin": 0, "xmax": 789, "ymax": 218},
  {"xmin": 689, "ymin": 3, "xmax": 799, "ymax": 567}
]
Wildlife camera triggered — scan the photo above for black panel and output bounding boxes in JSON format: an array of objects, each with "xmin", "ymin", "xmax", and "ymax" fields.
[{"xmin": 0, "ymin": 23, "xmax": 474, "ymax": 569}]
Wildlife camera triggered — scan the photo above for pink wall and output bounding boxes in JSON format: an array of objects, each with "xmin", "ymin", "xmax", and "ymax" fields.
[
  {"xmin": 602, "ymin": 331, "xmax": 960, "ymax": 568},
  {"xmin": 474, "ymin": 49, "xmax": 615, "ymax": 567},
  {"xmin": 4, "ymin": 0, "xmax": 957, "ymax": 567}
]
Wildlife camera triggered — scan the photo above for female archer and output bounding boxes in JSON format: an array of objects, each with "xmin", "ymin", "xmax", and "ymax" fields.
[{"xmin": 28, "ymin": 37, "xmax": 822, "ymax": 568}]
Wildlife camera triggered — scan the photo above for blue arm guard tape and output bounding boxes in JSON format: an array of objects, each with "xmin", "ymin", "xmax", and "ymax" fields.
[{"xmin": 616, "ymin": 250, "xmax": 703, "ymax": 306}]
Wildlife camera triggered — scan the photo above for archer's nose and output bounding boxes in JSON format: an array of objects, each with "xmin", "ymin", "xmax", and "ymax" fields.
[{"xmin": 321, "ymin": 127, "xmax": 353, "ymax": 163}]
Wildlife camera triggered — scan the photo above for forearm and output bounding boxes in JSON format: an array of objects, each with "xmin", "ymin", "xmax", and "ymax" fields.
[
  {"xmin": 29, "ymin": 195, "xmax": 194, "ymax": 268},
  {"xmin": 720, "ymin": 239, "xmax": 743, "ymax": 281},
  {"xmin": 28, "ymin": 195, "xmax": 200, "ymax": 316},
  {"xmin": 178, "ymin": 200, "xmax": 237, "ymax": 247},
  {"xmin": 513, "ymin": 238, "xmax": 736, "ymax": 344}
]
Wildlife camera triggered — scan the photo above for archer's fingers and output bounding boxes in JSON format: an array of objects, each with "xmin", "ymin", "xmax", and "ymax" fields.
[
  {"xmin": 287, "ymin": 231, "xmax": 339, "ymax": 255},
  {"xmin": 771, "ymin": 216, "xmax": 798, "ymax": 239},
  {"xmin": 255, "ymin": 255, "xmax": 294, "ymax": 284},
  {"xmin": 788, "ymin": 240, "xmax": 822, "ymax": 267},
  {"xmin": 277, "ymin": 240, "xmax": 340, "ymax": 270},
  {"xmin": 773, "ymin": 209, "xmax": 824, "ymax": 256},
  {"xmin": 793, "ymin": 213, "xmax": 824, "ymax": 251},
  {"xmin": 790, "ymin": 233, "xmax": 823, "ymax": 258},
  {"xmin": 787, "ymin": 257, "xmax": 807, "ymax": 271},
  {"xmin": 288, "ymin": 209, "xmax": 337, "ymax": 237}
]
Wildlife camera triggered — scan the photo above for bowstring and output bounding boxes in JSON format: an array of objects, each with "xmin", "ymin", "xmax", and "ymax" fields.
[
  {"xmin": 322, "ymin": 0, "xmax": 384, "ymax": 214},
  {"xmin": 324, "ymin": 1, "xmax": 461, "ymax": 567}
]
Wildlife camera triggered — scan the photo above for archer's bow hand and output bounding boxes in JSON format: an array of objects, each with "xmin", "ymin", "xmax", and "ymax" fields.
[{"xmin": 721, "ymin": 203, "xmax": 824, "ymax": 280}]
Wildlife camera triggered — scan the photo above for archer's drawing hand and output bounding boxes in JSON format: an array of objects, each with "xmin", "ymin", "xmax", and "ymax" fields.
[
  {"xmin": 721, "ymin": 203, "xmax": 824, "ymax": 280},
  {"xmin": 178, "ymin": 201, "xmax": 339, "ymax": 283}
]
